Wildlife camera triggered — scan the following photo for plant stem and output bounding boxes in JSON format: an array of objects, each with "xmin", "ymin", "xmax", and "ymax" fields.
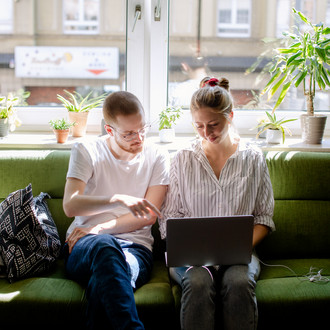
[{"xmin": 305, "ymin": 91, "xmax": 314, "ymax": 116}]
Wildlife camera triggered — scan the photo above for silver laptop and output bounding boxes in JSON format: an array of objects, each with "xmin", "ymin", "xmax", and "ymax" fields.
[{"xmin": 165, "ymin": 216, "xmax": 254, "ymax": 267}]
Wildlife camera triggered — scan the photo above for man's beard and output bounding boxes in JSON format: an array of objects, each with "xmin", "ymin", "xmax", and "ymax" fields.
[{"xmin": 115, "ymin": 135, "xmax": 144, "ymax": 154}]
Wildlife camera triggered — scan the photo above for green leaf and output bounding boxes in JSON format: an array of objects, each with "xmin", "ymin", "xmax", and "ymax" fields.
[
  {"xmin": 267, "ymin": 74, "xmax": 287, "ymax": 101},
  {"xmin": 294, "ymin": 70, "xmax": 308, "ymax": 87},
  {"xmin": 322, "ymin": 27, "xmax": 330, "ymax": 34},
  {"xmin": 261, "ymin": 69, "xmax": 281, "ymax": 94},
  {"xmin": 277, "ymin": 48, "xmax": 299, "ymax": 54},
  {"xmin": 315, "ymin": 46, "xmax": 327, "ymax": 62},
  {"xmin": 286, "ymin": 51, "xmax": 302, "ymax": 66},
  {"xmin": 273, "ymin": 80, "xmax": 292, "ymax": 111},
  {"xmin": 320, "ymin": 66, "xmax": 330, "ymax": 86}
]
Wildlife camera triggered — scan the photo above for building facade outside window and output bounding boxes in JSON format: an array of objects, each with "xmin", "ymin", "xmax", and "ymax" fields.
[
  {"xmin": 63, "ymin": 0, "xmax": 100, "ymax": 34},
  {"xmin": 217, "ymin": 0, "xmax": 251, "ymax": 37},
  {"xmin": 0, "ymin": 0, "xmax": 13, "ymax": 34}
]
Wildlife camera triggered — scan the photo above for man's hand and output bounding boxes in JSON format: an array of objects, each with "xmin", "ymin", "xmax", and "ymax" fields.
[
  {"xmin": 110, "ymin": 194, "xmax": 162, "ymax": 219},
  {"xmin": 66, "ymin": 225, "xmax": 102, "ymax": 253}
]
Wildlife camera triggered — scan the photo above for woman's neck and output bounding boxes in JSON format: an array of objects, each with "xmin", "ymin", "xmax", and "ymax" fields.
[{"xmin": 202, "ymin": 133, "xmax": 238, "ymax": 158}]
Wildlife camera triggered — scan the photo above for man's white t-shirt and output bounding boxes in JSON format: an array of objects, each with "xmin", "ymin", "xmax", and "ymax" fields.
[{"xmin": 66, "ymin": 136, "xmax": 170, "ymax": 251}]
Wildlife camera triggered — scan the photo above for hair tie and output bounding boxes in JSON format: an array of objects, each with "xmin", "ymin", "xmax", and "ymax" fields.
[{"xmin": 202, "ymin": 78, "xmax": 219, "ymax": 88}]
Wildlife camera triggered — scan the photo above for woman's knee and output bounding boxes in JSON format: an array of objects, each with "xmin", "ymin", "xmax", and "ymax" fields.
[
  {"xmin": 221, "ymin": 265, "xmax": 256, "ymax": 296},
  {"xmin": 182, "ymin": 266, "xmax": 216, "ymax": 297}
]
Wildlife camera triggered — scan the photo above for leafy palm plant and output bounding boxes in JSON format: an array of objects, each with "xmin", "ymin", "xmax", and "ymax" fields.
[
  {"xmin": 255, "ymin": 111, "xmax": 297, "ymax": 143},
  {"xmin": 262, "ymin": 8, "xmax": 330, "ymax": 115},
  {"xmin": 57, "ymin": 90, "xmax": 106, "ymax": 112}
]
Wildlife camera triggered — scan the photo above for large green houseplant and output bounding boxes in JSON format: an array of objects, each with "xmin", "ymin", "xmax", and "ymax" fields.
[
  {"xmin": 262, "ymin": 8, "xmax": 330, "ymax": 144},
  {"xmin": 57, "ymin": 90, "xmax": 105, "ymax": 137}
]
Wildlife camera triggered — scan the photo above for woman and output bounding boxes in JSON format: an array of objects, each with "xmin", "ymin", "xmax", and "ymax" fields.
[{"xmin": 159, "ymin": 77, "xmax": 275, "ymax": 330}]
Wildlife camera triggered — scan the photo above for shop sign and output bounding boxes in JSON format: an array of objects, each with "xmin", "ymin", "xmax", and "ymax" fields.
[{"xmin": 15, "ymin": 46, "xmax": 119, "ymax": 79}]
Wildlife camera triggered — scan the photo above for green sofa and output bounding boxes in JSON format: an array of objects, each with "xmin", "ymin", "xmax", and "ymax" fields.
[{"xmin": 0, "ymin": 149, "xmax": 329, "ymax": 329}]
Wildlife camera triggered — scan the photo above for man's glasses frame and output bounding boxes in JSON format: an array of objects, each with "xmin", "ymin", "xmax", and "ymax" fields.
[{"xmin": 106, "ymin": 124, "xmax": 151, "ymax": 142}]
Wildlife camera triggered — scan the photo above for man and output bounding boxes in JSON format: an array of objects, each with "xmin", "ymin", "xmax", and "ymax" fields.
[{"xmin": 63, "ymin": 91, "xmax": 169, "ymax": 329}]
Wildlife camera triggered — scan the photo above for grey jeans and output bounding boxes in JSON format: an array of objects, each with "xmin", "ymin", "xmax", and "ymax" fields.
[{"xmin": 169, "ymin": 254, "xmax": 260, "ymax": 330}]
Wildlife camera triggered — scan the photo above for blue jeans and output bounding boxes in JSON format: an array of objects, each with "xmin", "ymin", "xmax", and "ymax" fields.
[
  {"xmin": 64, "ymin": 234, "xmax": 153, "ymax": 330},
  {"xmin": 170, "ymin": 254, "xmax": 260, "ymax": 330}
]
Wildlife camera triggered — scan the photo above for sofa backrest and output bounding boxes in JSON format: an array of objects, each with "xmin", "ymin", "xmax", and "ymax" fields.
[
  {"xmin": 0, "ymin": 150, "xmax": 72, "ymax": 243},
  {"xmin": 258, "ymin": 151, "xmax": 330, "ymax": 260},
  {"xmin": 1, "ymin": 149, "xmax": 329, "ymax": 261}
]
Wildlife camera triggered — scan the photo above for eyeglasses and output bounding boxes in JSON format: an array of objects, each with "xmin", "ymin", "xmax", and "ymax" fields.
[{"xmin": 107, "ymin": 124, "xmax": 151, "ymax": 142}]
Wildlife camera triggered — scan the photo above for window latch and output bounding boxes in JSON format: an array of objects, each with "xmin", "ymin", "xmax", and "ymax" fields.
[
  {"xmin": 132, "ymin": 5, "xmax": 142, "ymax": 32},
  {"xmin": 154, "ymin": 0, "xmax": 161, "ymax": 21}
]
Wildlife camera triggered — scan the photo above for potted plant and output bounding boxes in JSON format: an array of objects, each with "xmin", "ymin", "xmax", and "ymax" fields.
[
  {"xmin": 0, "ymin": 91, "xmax": 30, "ymax": 137},
  {"xmin": 49, "ymin": 118, "xmax": 76, "ymax": 144},
  {"xmin": 255, "ymin": 111, "xmax": 297, "ymax": 144},
  {"xmin": 261, "ymin": 8, "xmax": 329, "ymax": 144},
  {"xmin": 57, "ymin": 90, "xmax": 106, "ymax": 137},
  {"xmin": 158, "ymin": 106, "xmax": 183, "ymax": 143}
]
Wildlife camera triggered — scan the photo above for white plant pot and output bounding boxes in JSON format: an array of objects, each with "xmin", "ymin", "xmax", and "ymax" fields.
[
  {"xmin": 159, "ymin": 128, "xmax": 175, "ymax": 143},
  {"xmin": 300, "ymin": 114, "xmax": 327, "ymax": 144},
  {"xmin": 266, "ymin": 129, "xmax": 282, "ymax": 144}
]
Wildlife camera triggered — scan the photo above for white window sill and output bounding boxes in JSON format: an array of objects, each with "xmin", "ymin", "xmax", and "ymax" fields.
[{"xmin": 1, "ymin": 132, "xmax": 330, "ymax": 153}]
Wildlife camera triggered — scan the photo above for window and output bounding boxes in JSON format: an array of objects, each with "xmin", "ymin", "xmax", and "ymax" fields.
[
  {"xmin": 217, "ymin": 0, "xmax": 251, "ymax": 37},
  {"xmin": 0, "ymin": 0, "xmax": 329, "ymax": 137},
  {"xmin": 0, "ymin": 0, "xmax": 13, "ymax": 34},
  {"xmin": 63, "ymin": 0, "xmax": 100, "ymax": 34}
]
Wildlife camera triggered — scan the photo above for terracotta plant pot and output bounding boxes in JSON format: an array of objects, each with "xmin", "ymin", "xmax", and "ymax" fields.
[
  {"xmin": 0, "ymin": 119, "xmax": 9, "ymax": 137},
  {"xmin": 68, "ymin": 111, "xmax": 89, "ymax": 137},
  {"xmin": 53, "ymin": 129, "xmax": 69, "ymax": 143},
  {"xmin": 301, "ymin": 114, "xmax": 327, "ymax": 144}
]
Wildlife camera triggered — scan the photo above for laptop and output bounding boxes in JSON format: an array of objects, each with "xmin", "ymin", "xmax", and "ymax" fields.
[{"xmin": 165, "ymin": 215, "xmax": 254, "ymax": 267}]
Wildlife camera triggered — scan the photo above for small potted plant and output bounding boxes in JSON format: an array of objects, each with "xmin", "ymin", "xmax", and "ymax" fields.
[
  {"xmin": 158, "ymin": 106, "xmax": 183, "ymax": 143},
  {"xmin": 255, "ymin": 111, "xmax": 297, "ymax": 144},
  {"xmin": 261, "ymin": 8, "xmax": 330, "ymax": 144},
  {"xmin": 57, "ymin": 90, "xmax": 106, "ymax": 137},
  {"xmin": 0, "ymin": 91, "xmax": 30, "ymax": 137},
  {"xmin": 49, "ymin": 118, "xmax": 76, "ymax": 144}
]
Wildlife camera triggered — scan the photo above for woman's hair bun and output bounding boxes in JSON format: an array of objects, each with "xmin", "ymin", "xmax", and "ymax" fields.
[{"xmin": 218, "ymin": 77, "xmax": 229, "ymax": 91}]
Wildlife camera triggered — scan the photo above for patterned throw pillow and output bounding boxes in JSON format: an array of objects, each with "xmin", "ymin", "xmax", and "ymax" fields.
[{"xmin": 0, "ymin": 184, "xmax": 61, "ymax": 282}]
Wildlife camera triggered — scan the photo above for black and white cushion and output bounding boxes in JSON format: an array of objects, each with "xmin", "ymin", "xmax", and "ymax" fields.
[{"xmin": 0, "ymin": 184, "xmax": 61, "ymax": 282}]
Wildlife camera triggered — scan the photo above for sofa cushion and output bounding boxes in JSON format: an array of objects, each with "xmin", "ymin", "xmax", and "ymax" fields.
[
  {"xmin": 0, "ymin": 184, "xmax": 61, "ymax": 281},
  {"xmin": 256, "ymin": 258, "xmax": 330, "ymax": 330}
]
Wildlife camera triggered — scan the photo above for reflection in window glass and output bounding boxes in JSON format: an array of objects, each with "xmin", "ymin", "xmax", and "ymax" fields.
[
  {"xmin": 168, "ymin": 0, "xmax": 330, "ymax": 112},
  {"xmin": 0, "ymin": 0, "xmax": 126, "ymax": 106}
]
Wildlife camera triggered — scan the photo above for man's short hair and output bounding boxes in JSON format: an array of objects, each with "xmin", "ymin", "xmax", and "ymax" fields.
[{"xmin": 103, "ymin": 91, "xmax": 144, "ymax": 124}]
